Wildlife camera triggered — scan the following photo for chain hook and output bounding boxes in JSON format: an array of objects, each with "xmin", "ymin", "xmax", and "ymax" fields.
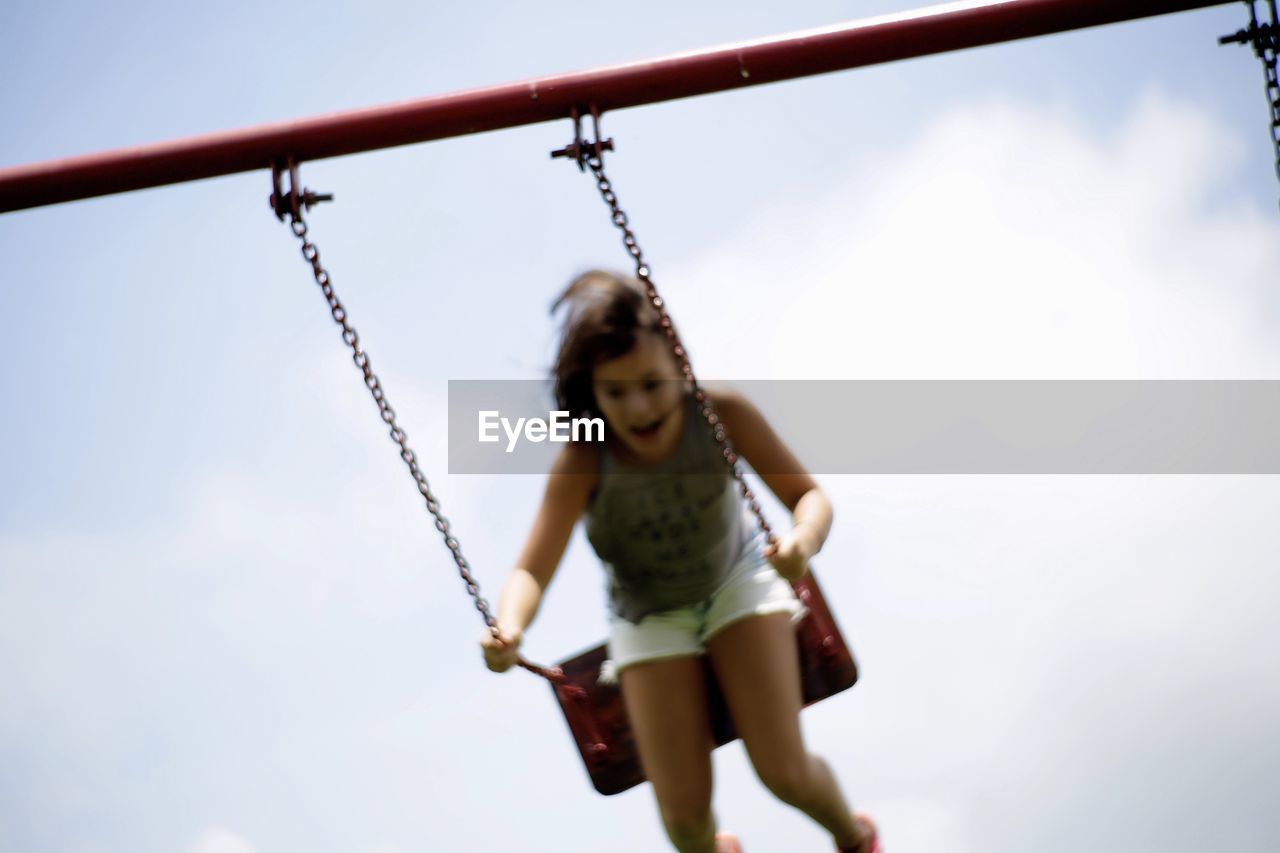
[
  {"xmin": 269, "ymin": 156, "xmax": 334, "ymax": 222},
  {"xmin": 1219, "ymin": 0, "xmax": 1278, "ymax": 54},
  {"xmin": 550, "ymin": 104, "xmax": 614, "ymax": 171}
]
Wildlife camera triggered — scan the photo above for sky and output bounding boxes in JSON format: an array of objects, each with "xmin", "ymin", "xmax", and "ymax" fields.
[{"xmin": 2, "ymin": 1, "xmax": 1278, "ymax": 852}]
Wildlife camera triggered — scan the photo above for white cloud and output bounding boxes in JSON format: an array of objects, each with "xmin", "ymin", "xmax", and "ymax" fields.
[
  {"xmin": 187, "ymin": 828, "xmax": 256, "ymax": 853},
  {"xmin": 672, "ymin": 90, "xmax": 1280, "ymax": 380},
  {"xmin": 658, "ymin": 91, "xmax": 1280, "ymax": 852}
]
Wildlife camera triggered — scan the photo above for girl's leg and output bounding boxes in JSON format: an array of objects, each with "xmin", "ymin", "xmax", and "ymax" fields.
[
  {"xmin": 706, "ymin": 613, "xmax": 871, "ymax": 851},
  {"xmin": 619, "ymin": 655, "xmax": 720, "ymax": 853}
]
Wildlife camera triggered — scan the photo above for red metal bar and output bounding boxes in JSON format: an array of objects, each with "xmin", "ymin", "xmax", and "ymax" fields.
[{"xmin": 0, "ymin": 0, "xmax": 1231, "ymax": 213}]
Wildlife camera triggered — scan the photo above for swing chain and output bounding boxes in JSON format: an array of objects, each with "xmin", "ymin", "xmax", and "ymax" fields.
[
  {"xmin": 1221, "ymin": 0, "xmax": 1280, "ymax": 208},
  {"xmin": 570, "ymin": 128, "xmax": 775, "ymax": 545},
  {"xmin": 269, "ymin": 158, "xmax": 564, "ymax": 684}
]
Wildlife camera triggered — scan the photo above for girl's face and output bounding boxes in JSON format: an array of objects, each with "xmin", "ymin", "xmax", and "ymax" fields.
[{"xmin": 591, "ymin": 332, "xmax": 686, "ymax": 462}]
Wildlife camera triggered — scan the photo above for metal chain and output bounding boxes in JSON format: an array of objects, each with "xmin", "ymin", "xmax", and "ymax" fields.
[
  {"xmin": 583, "ymin": 153, "xmax": 776, "ymax": 546},
  {"xmin": 281, "ymin": 211, "xmax": 563, "ymax": 683},
  {"xmin": 1260, "ymin": 2, "xmax": 1280, "ymax": 191},
  {"xmin": 1223, "ymin": 1, "xmax": 1280, "ymax": 209}
]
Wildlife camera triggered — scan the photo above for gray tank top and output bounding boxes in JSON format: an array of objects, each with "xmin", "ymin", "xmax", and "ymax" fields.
[{"xmin": 585, "ymin": 395, "xmax": 753, "ymax": 624}]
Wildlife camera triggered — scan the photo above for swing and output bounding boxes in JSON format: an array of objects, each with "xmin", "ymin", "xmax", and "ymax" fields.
[
  {"xmin": 0, "ymin": 0, "xmax": 1272, "ymax": 817},
  {"xmin": 269, "ymin": 105, "xmax": 859, "ymax": 797}
]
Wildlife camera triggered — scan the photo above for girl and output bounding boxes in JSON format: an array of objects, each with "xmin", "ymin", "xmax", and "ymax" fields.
[{"xmin": 481, "ymin": 270, "xmax": 880, "ymax": 853}]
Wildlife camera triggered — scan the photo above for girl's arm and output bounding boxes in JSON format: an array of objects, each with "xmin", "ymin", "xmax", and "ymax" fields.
[
  {"xmin": 481, "ymin": 441, "xmax": 597, "ymax": 673},
  {"xmin": 710, "ymin": 387, "xmax": 833, "ymax": 582}
]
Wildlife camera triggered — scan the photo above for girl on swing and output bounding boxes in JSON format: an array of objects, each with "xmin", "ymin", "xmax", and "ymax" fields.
[{"xmin": 481, "ymin": 270, "xmax": 880, "ymax": 853}]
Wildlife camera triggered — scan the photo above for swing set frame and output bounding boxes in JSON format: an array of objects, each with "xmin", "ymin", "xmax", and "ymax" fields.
[{"xmin": 0, "ymin": 0, "xmax": 1241, "ymax": 213}]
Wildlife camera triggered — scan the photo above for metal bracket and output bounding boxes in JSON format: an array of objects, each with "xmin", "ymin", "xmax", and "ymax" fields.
[
  {"xmin": 550, "ymin": 104, "xmax": 615, "ymax": 171},
  {"xmin": 1219, "ymin": 20, "xmax": 1278, "ymax": 52},
  {"xmin": 269, "ymin": 156, "xmax": 333, "ymax": 221},
  {"xmin": 1219, "ymin": 0, "xmax": 1278, "ymax": 53}
]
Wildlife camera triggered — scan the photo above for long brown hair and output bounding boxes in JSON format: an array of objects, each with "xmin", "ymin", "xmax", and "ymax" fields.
[{"xmin": 551, "ymin": 270, "xmax": 664, "ymax": 422}]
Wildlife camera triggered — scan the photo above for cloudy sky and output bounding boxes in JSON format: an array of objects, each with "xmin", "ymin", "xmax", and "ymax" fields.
[{"xmin": 2, "ymin": 1, "xmax": 1278, "ymax": 851}]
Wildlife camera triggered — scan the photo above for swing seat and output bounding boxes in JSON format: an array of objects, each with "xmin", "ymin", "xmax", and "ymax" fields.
[{"xmin": 550, "ymin": 568, "xmax": 858, "ymax": 795}]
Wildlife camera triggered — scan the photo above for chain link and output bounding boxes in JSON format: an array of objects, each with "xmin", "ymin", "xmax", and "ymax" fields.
[
  {"xmin": 584, "ymin": 154, "xmax": 777, "ymax": 545},
  {"xmin": 282, "ymin": 212, "xmax": 563, "ymax": 683},
  {"xmin": 1226, "ymin": 1, "xmax": 1280, "ymax": 208},
  {"xmin": 1260, "ymin": 3, "xmax": 1280, "ymax": 188}
]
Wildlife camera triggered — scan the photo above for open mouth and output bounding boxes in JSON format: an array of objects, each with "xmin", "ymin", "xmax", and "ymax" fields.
[{"xmin": 629, "ymin": 415, "xmax": 666, "ymax": 439}]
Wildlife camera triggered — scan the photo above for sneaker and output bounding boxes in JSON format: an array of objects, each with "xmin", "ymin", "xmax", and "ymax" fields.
[
  {"xmin": 714, "ymin": 831, "xmax": 743, "ymax": 853},
  {"xmin": 836, "ymin": 812, "xmax": 881, "ymax": 853}
]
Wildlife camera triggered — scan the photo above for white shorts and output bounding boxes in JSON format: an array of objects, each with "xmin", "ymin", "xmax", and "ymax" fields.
[{"xmin": 605, "ymin": 532, "xmax": 808, "ymax": 675}]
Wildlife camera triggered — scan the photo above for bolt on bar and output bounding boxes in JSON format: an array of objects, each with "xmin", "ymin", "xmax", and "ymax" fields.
[{"xmin": 0, "ymin": 0, "xmax": 1232, "ymax": 213}]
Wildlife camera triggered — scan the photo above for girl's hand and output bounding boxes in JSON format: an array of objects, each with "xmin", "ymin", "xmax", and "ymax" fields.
[
  {"xmin": 763, "ymin": 527, "xmax": 815, "ymax": 583},
  {"xmin": 480, "ymin": 627, "xmax": 523, "ymax": 673}
]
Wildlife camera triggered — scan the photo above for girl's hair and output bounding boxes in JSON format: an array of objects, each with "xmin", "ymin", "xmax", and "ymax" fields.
[{"xmin": 551, "ymin": 270, "xmax": 664, "ymax": 420}]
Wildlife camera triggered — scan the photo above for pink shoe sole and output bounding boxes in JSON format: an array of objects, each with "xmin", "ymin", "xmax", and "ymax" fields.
[
  {"xmin": 856, "ymin": 812, "xmax": 882, "ymax": 853},
  {"xmin": 714, "ymin": 832, "xmax": 743, "ymax": 853},
  {"xmin": 838, "ymin": 812, "xmax": 881, "ymax": 853}
]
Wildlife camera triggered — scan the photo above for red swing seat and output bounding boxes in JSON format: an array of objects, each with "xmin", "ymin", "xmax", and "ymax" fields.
[{"xmin": 551, "ymin": 569, "xmax": 858, "ymax": 795}]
